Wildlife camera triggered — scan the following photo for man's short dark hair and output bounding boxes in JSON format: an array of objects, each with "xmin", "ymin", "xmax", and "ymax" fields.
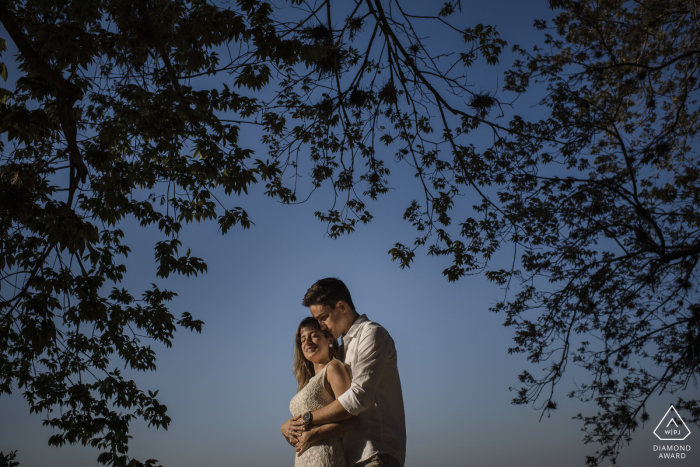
[{"xmin": 302, "ymin": 278, "xmax": 356, "ymax": 310}]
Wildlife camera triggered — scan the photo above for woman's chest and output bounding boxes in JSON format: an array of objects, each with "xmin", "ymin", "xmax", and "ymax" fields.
[{"xmin": 289, "ymin": 375, "xmax": 333, "ymax": 415}]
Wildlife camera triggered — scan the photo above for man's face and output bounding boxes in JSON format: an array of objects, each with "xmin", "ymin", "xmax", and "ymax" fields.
[{"xmin": 309, "ymin": 303, "xmax": 344, "ymax": 339}]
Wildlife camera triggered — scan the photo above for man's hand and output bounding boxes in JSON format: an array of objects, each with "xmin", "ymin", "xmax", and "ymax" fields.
[
  {"xmin": 295, "ymin": 426, "xmax": 319, "ymax": 456},
  {"xmin": 289, "ymin": 413, "xmax": 308, "ymax": 432},
  {"xmin": 281, "ymin": 416, "xmax": 304, "ymax": 447}
]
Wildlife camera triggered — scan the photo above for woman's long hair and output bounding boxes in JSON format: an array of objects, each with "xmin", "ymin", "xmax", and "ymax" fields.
[{"xmin": 293, "ymin": 317, "xmax": 341, "ymax": 391}]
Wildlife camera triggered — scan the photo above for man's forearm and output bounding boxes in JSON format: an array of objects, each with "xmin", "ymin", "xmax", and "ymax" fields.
[
  {"xmin": 312, "ymin": 399, "xmax": 354, "ymax": 425},
  {"xmin": 308, "ymin": 417, "xmax": 359, "ymax": 444},
  {"xmin": 289, "ymin": 400, "xmax": 355, "ymax": 432}
]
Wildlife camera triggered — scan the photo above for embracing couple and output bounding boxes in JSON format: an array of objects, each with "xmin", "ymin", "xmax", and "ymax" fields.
[{"xmin": 281, "ymin": 278, "xmax": 406, "ymax": 467}]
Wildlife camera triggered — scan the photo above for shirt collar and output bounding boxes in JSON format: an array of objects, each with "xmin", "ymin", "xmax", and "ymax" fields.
[{"xmin": 343, "ymin": 313, "xmax": 368, "ymax": 340}]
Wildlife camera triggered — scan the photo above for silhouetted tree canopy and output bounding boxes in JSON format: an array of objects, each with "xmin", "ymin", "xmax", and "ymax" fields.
[
  {"xmin": 0, "ymin": 0, "xmax": 698, "ymax": 466},
  {"xmin": 495, "ymin": 1, "xmax": 700, "ymax": 464}
]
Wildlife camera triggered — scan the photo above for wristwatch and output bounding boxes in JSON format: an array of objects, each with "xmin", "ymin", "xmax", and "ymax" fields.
[{"xmin": 302, "ymin": 411, "xmax": 313, "ymax": 428}]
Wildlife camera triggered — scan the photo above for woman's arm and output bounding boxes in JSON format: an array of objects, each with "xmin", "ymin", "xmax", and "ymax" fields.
[
  {"xmin": 325, "ymin": 359, "xmax": 353, "ymax": 399},
  {"xmin": 295, "ymin": 418, "xmax": 359, "ymax": 455}
]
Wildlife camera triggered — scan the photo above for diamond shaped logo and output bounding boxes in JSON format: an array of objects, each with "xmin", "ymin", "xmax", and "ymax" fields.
[{"xmin": 654, "ymin": 405, "xmax": 691, "ymax": 441}]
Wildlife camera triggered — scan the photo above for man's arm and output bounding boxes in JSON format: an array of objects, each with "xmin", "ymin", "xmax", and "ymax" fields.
[
  {"xmin": 309, "ymin": 399, "xmax": 354, "ymax": 426},
  {"xmin": 295, "ymin": 417, "xmax": 359, "ymax": 455},
  {"xmin": 336, "ymin": 326, "xmax": 391, "ymax": 415},
  {"xmin": 293, "ymin": 326, "xmax": 393, "ymax": 429},
  {"xmin": 290, "ymin": 360, "xmax": 356, "ymax": 429}
]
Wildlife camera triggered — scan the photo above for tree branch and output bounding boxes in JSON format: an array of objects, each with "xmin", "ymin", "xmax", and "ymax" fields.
[{"xmin": 134, "ymin": 0, "xmax": 200, "ymax": 128}]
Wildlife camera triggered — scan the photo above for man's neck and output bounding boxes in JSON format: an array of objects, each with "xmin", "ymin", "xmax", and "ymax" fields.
[{"xmin": 341, "ymin": 310, "xmax": 361, "ymax": 337}]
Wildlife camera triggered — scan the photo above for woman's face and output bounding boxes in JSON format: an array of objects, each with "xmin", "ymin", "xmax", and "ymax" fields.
[{"xmin": 299, "ymin": 325, "xmax": 331, "ymax": 363}]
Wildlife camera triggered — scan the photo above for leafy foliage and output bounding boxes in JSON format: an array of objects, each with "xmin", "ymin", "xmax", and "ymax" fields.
[
  {"xmin": 2, "ymin": 0, "xmax": 698, "ymax": 465},
  {"xmin": 0, "ymin": 0, "xmax": 509, "ymax": 464},
  {"xmin": 493, "ymin": 1, "xmax": 700, "ymax": 464},
  {"xmin": 263, "ymin": 0, "xmax": 700, "ymax": 465},
  {"xmin": 0, "ymin": 0, "xmax": 289, "ymax": 464},
  {"xmin": 262, "ymin": 0, "xmax": 509, "ymax": 244},
  {"xmin": 0, "ymin": 451, "xmax": 19, "ymax": 467}
]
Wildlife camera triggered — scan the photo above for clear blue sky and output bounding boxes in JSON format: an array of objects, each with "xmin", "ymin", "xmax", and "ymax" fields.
[{"xmin": 0, "ymin": 1, "xmax": 696, "ymax": 466}]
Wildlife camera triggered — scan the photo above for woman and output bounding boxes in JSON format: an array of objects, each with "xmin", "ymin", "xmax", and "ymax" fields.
[{"xmin": 282, "ymin": 317, "xmax": 357, "ymax": 466}]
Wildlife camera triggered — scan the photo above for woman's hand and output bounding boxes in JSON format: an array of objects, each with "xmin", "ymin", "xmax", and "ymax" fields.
[
  {"xmin": 281, "ymin": 416, "xmax": 302, "ymax": 447},
  {"xmin": 295, "ymin": 427, "xmax": 319, "ymax": 456}
]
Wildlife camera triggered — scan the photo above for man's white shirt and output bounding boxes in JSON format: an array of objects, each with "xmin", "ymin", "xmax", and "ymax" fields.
[{"xmin": 337, "ymin": 314, "xmax": 406, "ymax": 466}]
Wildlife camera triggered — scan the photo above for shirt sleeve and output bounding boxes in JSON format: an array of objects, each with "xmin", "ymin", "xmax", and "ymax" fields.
[{"xmin": 337, "ymin": 325, "xmax": 393, "ymax": 416}]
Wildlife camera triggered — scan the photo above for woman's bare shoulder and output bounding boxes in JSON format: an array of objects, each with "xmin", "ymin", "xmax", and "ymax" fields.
[{"xmin": 326, "ymin": 359, "xmax": 350, "ymax": 378}]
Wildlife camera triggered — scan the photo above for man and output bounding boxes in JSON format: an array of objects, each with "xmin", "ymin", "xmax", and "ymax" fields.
[{"xmin": 283, "ymin": 278, "xmax": 406, "ymax": 467}]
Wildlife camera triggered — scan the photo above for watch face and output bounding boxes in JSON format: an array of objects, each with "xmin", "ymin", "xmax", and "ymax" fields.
[{"xmin": 303, "ymin": 412, "xmax": 311, "ymax": 424}]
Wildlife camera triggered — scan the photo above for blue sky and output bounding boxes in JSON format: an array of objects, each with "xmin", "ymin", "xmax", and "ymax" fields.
[{"xmin": 0, "ymin": 1, "xmax": 697, "ymax": 466}]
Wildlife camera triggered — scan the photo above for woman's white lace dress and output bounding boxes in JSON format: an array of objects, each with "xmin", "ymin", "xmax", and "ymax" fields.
[{"xmin": 289, "ymin": 365, "xmax": 348, "ymax": 467}]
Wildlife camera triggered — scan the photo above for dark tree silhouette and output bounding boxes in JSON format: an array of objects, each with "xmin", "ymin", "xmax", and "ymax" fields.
[{"xmin": 1, "ymin": 0, "xmax": 698, "ymax": 466}]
